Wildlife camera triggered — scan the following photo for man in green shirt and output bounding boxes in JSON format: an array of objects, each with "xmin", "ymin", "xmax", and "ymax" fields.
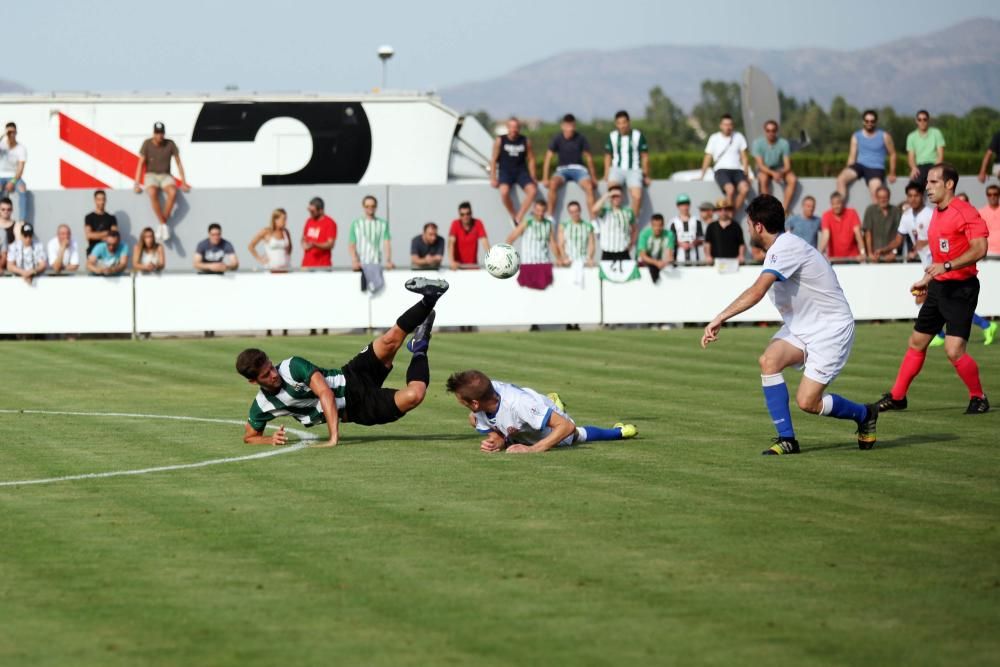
[
  {"xmin": 862, "ymin": 186, "xmax": 902, "ymax": 262},
  {"xmin": 637, "ymin": 213, "xmax": 675, "ymax": 282},
  {"xmin": 906, "ymin": 110, "xmax": 945, "ymax": 186},
  {"xmin": 751, "ymin": 120, "xmax": 798, "ymax": 214},
  {"xmin": 235, "ymin": 277, "xmax": 449, "ymax": 447}
]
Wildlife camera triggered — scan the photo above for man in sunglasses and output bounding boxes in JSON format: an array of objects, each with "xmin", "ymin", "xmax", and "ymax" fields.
[
  {"xmin": 836, "ymin": 110, "xmax": 897, "ymax": 205},
  {"xmin": 752, "ymin": 119, "xmax": 798, "ymax": 214},
  {"xmin": 906, "ymin": 110, "xmax": 945, "ymax": 186}
]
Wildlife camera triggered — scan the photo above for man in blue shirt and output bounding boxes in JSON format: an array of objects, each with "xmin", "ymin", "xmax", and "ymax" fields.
[
  {"xmin": 86, "ymin": 229, "xmax": 129, "ymax": 276},
  {"xmin": 786, "ymin": 195, "xmax": 821, "ymax": 248},
  {"xmin": 751, "ymin": 120, "xmax": 798, "ymax": 214}
]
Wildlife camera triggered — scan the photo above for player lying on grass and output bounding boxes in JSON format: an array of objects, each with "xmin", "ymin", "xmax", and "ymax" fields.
[
  {"xmin": 701, "ymin": 194, "xmax": 878, "ymax": 456},
  {"xmin": 445, "ymin": 369, "xmax": 637, "ymax": 453},
  {"xmin": 235, "ymin": 278, "xmax": 449, "ymax": 447}
]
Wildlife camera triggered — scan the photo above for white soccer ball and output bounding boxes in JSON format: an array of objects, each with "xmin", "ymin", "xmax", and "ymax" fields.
[{"xmin": 485, "ymin": 243, "xmax": 521, "ymax": 279}]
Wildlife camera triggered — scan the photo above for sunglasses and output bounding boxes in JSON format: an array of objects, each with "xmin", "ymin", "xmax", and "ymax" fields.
[
  {"xmin": 863, "ymin": 118, "xmax": 876, "ymax": 123},
  {"xmin": 916, "ymin": 117, "xmax": 929, "ymax": 122}
]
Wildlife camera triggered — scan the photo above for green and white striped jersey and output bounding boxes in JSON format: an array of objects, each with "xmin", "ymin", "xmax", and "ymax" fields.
[
  {"xmin": 349, "ymin": 216, "xmax": 391, "ymax": 264},
  {"xmin": 560, "ymin": 218, "xmax": 593, "ymax": 261},
  {"xmin": 596, "ymin": 206, "xmax": 636, "ymax": 252},
  {"xmin": 604, "ymin": 129, "xmax": 649, "ymax": 170},
  {"xmin": 247, "ymin": 356, "xmax": 347, "ymax": 431},
  {"xmin": 519, "ymin": 215, "xmax": 555, "ymax": 264}
]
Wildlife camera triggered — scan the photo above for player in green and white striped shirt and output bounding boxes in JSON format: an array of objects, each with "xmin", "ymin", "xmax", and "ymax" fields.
[
  {"xmin": 349, "ymin": 195, "xmax": 394, "ymax": 269},
  {"xmin": 603, "ymin": 110, "xmax": 650, "ymax": 220},
  {"xmin": 507, "ymin": 199, "xmax": 557, "ymax": 264},
  {"xmin": 591, "ymin": 185, "xmax": 637, "ymax": 259},
  {"xmin": 558, "ymin": 200, "xmax": 595, "ymax": 266},
  {"xmin": 235, "ymin": 277, "xmax": 449, "ymax": 447}
]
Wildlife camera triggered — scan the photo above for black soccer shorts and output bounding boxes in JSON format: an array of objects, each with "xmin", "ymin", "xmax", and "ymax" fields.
[
  {"xmin": 914, "ymin": 277, "xmax": 980, "ymax": 341},
  {"xmin": 341, "ymin": 342, "xmax": 405, "ymax": 426}
]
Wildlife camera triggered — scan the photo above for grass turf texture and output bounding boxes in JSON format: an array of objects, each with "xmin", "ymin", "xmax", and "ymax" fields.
[{"xmin": 0, "ymin": 323, "xmax": 997, "ymax": 666}]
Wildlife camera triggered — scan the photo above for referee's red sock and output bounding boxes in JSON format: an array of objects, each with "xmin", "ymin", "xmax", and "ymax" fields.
[
  {"xmin": 891, "ymin": 348, "xmax": 926, "ymax": 400},
  {"xmin": 951, "ymin": 354, "xmax": 985, "ymax": 398}
]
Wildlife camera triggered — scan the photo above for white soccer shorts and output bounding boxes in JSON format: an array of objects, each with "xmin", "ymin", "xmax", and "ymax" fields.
[{"xmin": 772, "ymin": 321, "xmax": 855, "ymax": 386}]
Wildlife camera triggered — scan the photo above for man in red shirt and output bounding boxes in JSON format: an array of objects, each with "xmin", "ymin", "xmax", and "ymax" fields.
[
  {"xmin": 447, "ymin": 201, "xmax": 490, "ymax": 270},
  {"xmin": 819, "ymin": 192, "xmax": 864, "ymax": 262},
  {"xmin": 301, "ymin": 197, "xmax": 337, "ymax": 268},
  {"xmin": 878, "ymin": 163, "xmax": 990, "ymax": 414}
]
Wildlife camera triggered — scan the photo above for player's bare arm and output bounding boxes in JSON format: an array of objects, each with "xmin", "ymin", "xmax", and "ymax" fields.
[
  {"xmin": 244, "ymin": 422, "xmax": 287, "ymax": 446},
  {"xmin": 506, "ymin": 412, "xmax": 577, "ymax": 454},
  {"xmin": 701, "ymin": 272, "xmax": 778, "ymax": 348},
  {"xmin": 308, "ymin": 370, "xmax": 340, "ymax": 448}
]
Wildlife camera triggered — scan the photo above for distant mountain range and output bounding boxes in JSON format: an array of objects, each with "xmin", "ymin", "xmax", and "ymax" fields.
[
  {"xmin": 0, "ymin": 79, "xmax": 29, "ymax": 94},
  {"xmin": 440, "ymin": 18, "xmax": 1000, "ymax": 121}
]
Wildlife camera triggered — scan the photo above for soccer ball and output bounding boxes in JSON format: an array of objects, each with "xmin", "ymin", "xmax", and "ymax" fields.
[{"xmin": 485, "ymin": 243, "xmax": 520, "ymax": 279}]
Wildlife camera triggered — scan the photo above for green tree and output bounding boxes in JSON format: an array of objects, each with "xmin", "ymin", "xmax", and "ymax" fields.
[
  {"xmin": 691, "ymin": 80, "xmax": 742, "ymax": 135},
  {"xmin": 644, "ymin": 86, "xmax": 699, "ymax": 147}
]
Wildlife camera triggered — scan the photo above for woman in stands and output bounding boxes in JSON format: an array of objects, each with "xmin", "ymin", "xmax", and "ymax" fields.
[
  {"xmin": 132, "ymin": 226, "xmax": 165, "ymax": 273},
  {"xmin": 249, "ymin": 208, "xmax": 292, "ymax": 273}
]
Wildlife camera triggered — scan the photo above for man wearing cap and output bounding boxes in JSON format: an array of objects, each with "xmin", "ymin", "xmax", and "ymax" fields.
[
  {"xmin": 87, "ymin": 229, "xmax": 129, "ymax": 276},
  {"xmin": 6, "ymin": 222, "xmax": 46, "ymax": 284},
  {"xmin": 134, "ymin": 122, "xmax": 191, "ymax": 242},
  {"xmin": 668, "ymin": 193, "xmax": 704, "ymax": 265},
  {"xmin": 704, "ymin": 199, "xmax": 745, "ymax": 266}
]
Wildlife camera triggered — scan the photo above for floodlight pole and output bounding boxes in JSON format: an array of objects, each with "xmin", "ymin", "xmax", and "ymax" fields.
[{"xmin": 377, "ymin": 45, "xmax": 394, "ymax": 91}]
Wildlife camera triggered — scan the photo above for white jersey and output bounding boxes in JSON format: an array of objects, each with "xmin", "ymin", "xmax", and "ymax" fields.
[
  {"xmin": 669, "ymin": 216, "xmax": 704, "ymax": 263},
  {"xmin": 763, "ymin": 233, "xmax": 854, "ymax": 341},
  {"xmin": 897, "ymin": 206, "xmax": 933, "ymax": 267},
  {"xmin": 705, "ymin": 131, "xmax": 747, "ymax": 171},
  {"xmin": 473, "ymin": 380, "xmax": 575, "ymax": 447}
]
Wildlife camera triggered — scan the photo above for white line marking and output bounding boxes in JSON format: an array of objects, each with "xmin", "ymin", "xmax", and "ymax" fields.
[{"xmin": 0, "ymin": 409, "xmax": 315, "ymax": 488}]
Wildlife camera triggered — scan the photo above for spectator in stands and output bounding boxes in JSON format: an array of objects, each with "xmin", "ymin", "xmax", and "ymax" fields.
[
  {"xmin": 84, "ymin": 190, "xmax": 118, "ymax": 255},
  {"xmin": 348, "ymin": 195, "xmax": 393, "ymax": 272},
  {"xmin": 637, "ymin": 213, "xmax": 674, "ymax": 282},
  {"xmin": 981, "ymin": 184, "xmax": 1000, "ymax": 258},
  {"xmin": 6, "ymin": 223, "xmax": 45, "ymax": 283},
  {"xmin": 752, "ymin": 119, "xmax": 798, "ymax": 213},
  {"xmin": 87, "ymin": 229, "xmax": 129, "ymax": 276},
  {"xmin": 543, "ymin": 113, "xmax": 597, "ymax": 217},
  {"xmin": 0, "ymin": 122, "xmax": 28, "ymax": 222},
  {"xmin": 906, "ymin": 110, "xmax": 945, "ymax": 186},
  {"xmin": 557, "ymin": 201, "xmax": 595, "ymax": 267},
  {"xmin": 819, "ymin": 192, "xmax": 864, "ymax": 262},
  {"xmin": 194, "ymin": 223, "xmax": 239, "ymax": 274},
  {"xmin": 862, "ymin": 186, "xmax": 902, "ymax": 262},
  {"xmin": 490, "ymin": 117, "xmax": 538, "ymax": 224},
  {"xmin": 448, "ymin": 201, "xmax": 490, "ymax": 270},
  {"xmin": 132, "ymin": 227, "xmax": 165, "ymax": 273},
  {"xmin": 604, "ymin": 110, "xmax": 650, "ymax": 221},
  {"xmin": 669, "ymin": 195, "xmax": 704, "ymax": 265},
  {"xmin": 892, "ymin": 182, "xmax": 932, "ymax": 263},
  {"xmin": 786, "ymin": 196, "xmax": 821, "ymax": 248},
  {"xmin": 836, "ymin": 109, "xmax": 897, "ymax": 204},
  {"xmin": 704, "ymin": 199, "xmax": 745, "ymax": 265},
  {"xmin": 699, "ymin": 114, "xmax": 751, "ymax": 212},
  {"xmin": 133, "ymin": 122, "xmax": 190, "ymax": 242},
  {"xmin": 507, "ymin": 199, "xmax": 557, "ymax": 290},
  {"xmin": 592, "ymin": 185, "xmax": 637, "ymax": 260},
  {"xmin": 410, "ymin": 222, "xmax": 445, "ymax": 270},
  {"xmin": 47, "ymin": 224, "xmax": 79, "ymax": 274},
  {"xmin": 978, "ymin": 129, "xmax": 1000, "ymax": 184},
  {"xmin": 249, "ymin": 208, "xmax": 292, "ymax": 272},
  {"xmin": 301, "ymin": 197, "xmax": 337, "ymax": 269},
  {"xmin": 0, "ymin": 196, "xmax": 23, "ymax": 249}
]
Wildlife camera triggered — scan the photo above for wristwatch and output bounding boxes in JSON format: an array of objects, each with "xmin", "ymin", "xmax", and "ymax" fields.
[{"xmin": 944, "ymin": 261, "xmax": 953, "ymax": 272}]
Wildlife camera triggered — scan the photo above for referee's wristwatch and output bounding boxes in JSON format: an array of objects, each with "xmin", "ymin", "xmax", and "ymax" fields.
[{"xmin": 943, "ymin": 261, "xmax": 953, "ymax": 272}]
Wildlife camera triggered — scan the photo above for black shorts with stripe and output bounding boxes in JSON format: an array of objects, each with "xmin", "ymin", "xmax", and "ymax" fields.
[
  {"xmin": 341, "ymin": 342, "xmax": 405, "ymax": 426},
  {"xmin": 914, "ymin": 277, "xmax": 980, "ymax": 341}
]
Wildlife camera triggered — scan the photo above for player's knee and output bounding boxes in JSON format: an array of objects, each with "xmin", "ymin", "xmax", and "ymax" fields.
[
  {"xmin": 944, "ymin": 344, "xmax": 966, "ymax": 363},
  {"xmin": 758, "ymin": 354, "xmax": 778, "ymax": 374},
  {"xmin": 796, "ymin": 395, "xmax": 822, "ymax": 414},
  {"xmin": 399, "ymin": 384, "xmax": 426, "ymax": 410}
]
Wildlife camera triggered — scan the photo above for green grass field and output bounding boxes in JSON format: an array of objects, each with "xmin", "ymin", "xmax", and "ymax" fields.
[{"xmin": 1, "ymin": 324, "xmax": 997, "ymax": 666}]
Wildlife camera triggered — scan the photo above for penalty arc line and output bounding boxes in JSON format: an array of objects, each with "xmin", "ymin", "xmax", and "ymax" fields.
[{"xmin": 0, "ymin": 409, "xmax": 316, "ymax": 488}]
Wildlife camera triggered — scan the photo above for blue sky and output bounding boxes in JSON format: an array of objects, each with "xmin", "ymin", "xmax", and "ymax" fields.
[{"xmin": 11, "ymin": 0, "xmax": 999, "ymax": 94}]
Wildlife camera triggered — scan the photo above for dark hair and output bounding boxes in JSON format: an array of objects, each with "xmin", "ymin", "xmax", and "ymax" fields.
[
  {"xmin": 0, "ymin": 196, "xmax": 11, "ymax": 207},
  {"xmin": 651, "ymin": 213, "xmax": 664, "ymax": 222},
  {"xmin": 363, "ymin": 195, "xmax": 378, "ymax": 206},
  {"xmin": 932, "ymin": 162, "xmax": 959, "ymax": 190},
  {"xmin": 746, "ymin": 194, "xmax": 786, "ymax": 234},
  {"xmin": 309, "ymin": 196, "xmax": 324, "ymax": 210},
  {"xmin": 720, "ymin": 113, "xmax": 733, "ymax": 122},
  {"xmin": 236, "ymin": 348, "xmax": 269, "ymax": 380},
  {"xmin": 567, "ymin": 200, "xmax": 581, "ymax": 210},
  {"xmin": 905, "ymin": 181, "xmax": 925, "ymax": 195},
  {"xmin": 458, "ymin": 201, "xmax": 472, "ymax": 212},
  {"xmin": 562, "ymin": 113, "xmax": 576, "ymax": 123},
  {"xmin": 987, "ymin": 185, "xmax": 1000, "ymax": 195},
  {"xmin": 830, "ymin": 192, "xmax": 843, "ymax": 202},
  {"xmin": 140, "ymin": 226, "xmax": 159, "ymax": 249},
  {"xmin": 208, "ymin": 223, "xmax": 222, "ymax": 233},
  {"xmin": 614, "ymin": 110, "xmax": 630, "ymax": 121},
  {"xmin": 802, "ymin": 195, "xmax": 816, "ymax": 204},
  {"xmin": 5, "ymin": 122, "xmax": 15, "ymax": 130},
  {"xmin": 764, "ymin": 119, "xmax": 778, "ymax": 130},
  {"xmin": 106, "ymin": 229, "xmax": 120, "ymax": 239},
  {"xmin": 445, "ymin": 370, "xmax": 494, "ymax": 402},
  {"xmin": 94, "ymin": 189, "xmax": 107, "ymax": 198},
  {"xmin": 533, "ymin": 198, "xmax": 547, "ymax": 207},
  {"xmin": 862, "ymin": 109, "xmax": 878, "ymax": 121},
  {"xmin": 875, "ymin": 185, "xmax": 890, "ymax": 196},
  {"xmin": 608, "ymin": 185, "xmax": 623, "ymax": 194},
  {"xmin": 422, "ymin": 222, "xmax": 438, "ymax": 232},
  {"xmin": 915, "ymin": 109, "xmax": 929, "ymax": 119}
]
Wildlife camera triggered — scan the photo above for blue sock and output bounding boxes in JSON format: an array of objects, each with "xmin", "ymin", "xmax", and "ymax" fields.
[
  {"xmin": 937, "ymin": 331, "xmax": 946, "ymax": 339},
  {"xmin": 973, "ymin": 314, "xmax": 990, "ymax": 330},
  {"xmin": 762, "ymin": 374, "xmax": 795, "ymax": 439},
  {"xmin": 821, "ymin": 394, "xmax": 868, "ymax": 422},
  {"xmin": 581, "ymin": 425, "xmax": 622, "ymax": 441}
]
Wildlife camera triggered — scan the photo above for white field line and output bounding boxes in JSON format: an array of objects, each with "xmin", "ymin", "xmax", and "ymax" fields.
[{"xmin": 0, "ymin": 409, "xmax": 315, "ymax": 488}]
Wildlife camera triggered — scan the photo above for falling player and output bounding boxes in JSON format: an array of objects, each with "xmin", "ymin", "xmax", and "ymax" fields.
[
  {"xmin": 235, "ymin": 277, "xmax": 449, "ymax": 447},
  {"xmin": 876, "ymin": 162, "xmax": 990, "ymax": 414},
  {"xmin": 701, "ymin": 194, "xmax": 878, "ymax": 455},
  {"xmin": 445, "ymin": 370, "xmax": 637, "ymax": 454}
]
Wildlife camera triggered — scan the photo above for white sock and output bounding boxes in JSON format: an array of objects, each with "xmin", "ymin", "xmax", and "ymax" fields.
[{"xmin": 575, "ymin": 426, "xmax": 588, "ymax": 443}]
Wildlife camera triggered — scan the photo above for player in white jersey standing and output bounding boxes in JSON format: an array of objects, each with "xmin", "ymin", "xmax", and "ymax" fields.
[
  {"xmin": 701, "ymin": 194, "xmax": 878, "ymax": 455},
  {"xmin": 446, "ymin": 370, "xmax": 637, "ymax": 454}
]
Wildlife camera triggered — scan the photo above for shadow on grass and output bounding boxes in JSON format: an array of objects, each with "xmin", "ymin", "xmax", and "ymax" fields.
[
  {"xmin": 332, "ymin": 433, "xmax": 473, "ymax": 445},
  {"xmin": 804, "ymin": 432, "xmax": 959, "ymax": 453}
]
